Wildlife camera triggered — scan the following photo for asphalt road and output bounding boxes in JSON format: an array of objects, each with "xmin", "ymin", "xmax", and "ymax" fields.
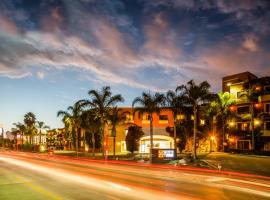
[{"xmin": 0, "ymin": 151, "xmax": 270, "ymax": 200}]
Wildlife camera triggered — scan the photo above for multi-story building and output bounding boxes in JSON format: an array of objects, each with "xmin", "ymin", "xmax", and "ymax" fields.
[
  {"xmin": 222, "ymin": 72, "xmax": 270, "ymax": 151},
  {"xmin": 107, "ymin": 108, "xmax": 176, "ymax": 154}
]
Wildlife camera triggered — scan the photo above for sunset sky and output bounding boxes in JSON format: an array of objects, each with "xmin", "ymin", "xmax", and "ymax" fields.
[{"xmin": 0, "ymin": 0, "xmax": 270, "ymax": 130}]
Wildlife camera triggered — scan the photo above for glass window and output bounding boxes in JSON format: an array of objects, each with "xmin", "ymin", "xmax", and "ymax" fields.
[
  {"xmin": 266, "ymin": 104, "xmax": 270, "ymax": 113},
  {"xmin": 237, "ymin": 106, "xmax": 250, "ymax": 114},
  {"xmin": 264, "ymin": 85, "xmax": 270, "ymax": 93},
  {"xmin": 159, "ymin": 115, "xmax": 168, "ymax": 120},
  {"xmin": 266, "ymin": 122, "xmax": 270, "ymax": 130},
  {"xmin": 237, "ymin": 123, "xmax": 249, "ymax": 131},
  {"xmin": 143, "ymin": 115, "xmax": 150, "ymax": 120}
]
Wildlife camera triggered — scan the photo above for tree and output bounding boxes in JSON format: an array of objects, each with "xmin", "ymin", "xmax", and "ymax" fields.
[
  {"xmin": 79, "ymin": 86, "xmax": 124, "ymax": 160},
  {"xmin": 108, "ymin": 107, "xmax": 126, "ymax": 158},
  {"xmin": 126, "ymin": 125, "xmax": 144, "ymax": 154},
  {"xmin": 132, "ymin": 92, "xmax": 165, "ymax": 163},
  {"xmin": 13, "ymin": 122, "xmax": 26, "ymax": 146},
  {"xmin": 177, "ymin": 80, "xmax": 212, "ymax": 160},
  {"xmin": 80, "ymin": 110, "xmax": 101, "ymax": 156},
  {"xmin": 166, "ymin": 90, "xmax": 186, "ymax": 155},
  {"xmin": 36, "ymin": 121, "xmax": 50, "ymax": 145},
  {"xmin": 208, "ymin": 92, "xmax": 235, "ymax": 152},
  {"xmin": 57, "ymin": 101, "xmax": 83, "ymax": 156},
  {"xmin": 24, "ymin": 112, "xmax": 37, "ymax": 144}
]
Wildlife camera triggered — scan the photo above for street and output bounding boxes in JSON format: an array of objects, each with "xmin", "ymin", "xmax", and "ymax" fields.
[{"xmin": 0, "ymin": 151, "xmax": 270, "ymax": 200}]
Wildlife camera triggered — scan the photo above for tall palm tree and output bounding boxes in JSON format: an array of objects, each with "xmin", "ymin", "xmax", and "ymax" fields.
[
  {"xmin": 132, "ymin": 92, "xmax": 166, "ymax": 163},
  {"xmin": 80, "ymin": 110, "xmax": 101, "ymax": 156},
  {"xmin": 24, "ymin": 112, "xmax": 36, "ymax": 144},
  {"xmin": 166, "ymin": 90, "xmax": 186, "ymax": 155},
  {"xmin": 208, "ymin": 92, "xmax": 235, "ymax": 152},
  {"xmin": 13, "ymin": 122, "xmax": 26, "ymax": 145},
  {"xmin": 177, "ymin": 80, "xmax": 212, "ymax": 160},
  {"xmin": 36, "ymin": 121, "xmax": 50, "ymax": 145},
  {"xmin": 57, "ymin": 101, "xmax": 83, "ymax": 156},
  {"xmin": 79, "ymin": 86, "xmax": 124, "ymax": 160},
  {"xmin": 108, "ymin": 107, "xmax": 126, "ymax": 158}
]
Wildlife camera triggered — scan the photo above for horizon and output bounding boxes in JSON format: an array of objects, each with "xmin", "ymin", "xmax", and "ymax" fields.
[{"xmin": 1, "ymin": 0, "xmax": 270, "ymax": 131}]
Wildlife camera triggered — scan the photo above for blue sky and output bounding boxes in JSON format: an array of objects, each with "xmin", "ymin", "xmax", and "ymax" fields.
[{"xmin": 0, "ymin": 0, "xmax": 270, "ymax": 130}]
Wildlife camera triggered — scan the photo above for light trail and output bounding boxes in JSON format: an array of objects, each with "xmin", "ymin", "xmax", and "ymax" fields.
[{"xmin": 0, "ymin": 156, "xmax": 195, "ymax": 200}]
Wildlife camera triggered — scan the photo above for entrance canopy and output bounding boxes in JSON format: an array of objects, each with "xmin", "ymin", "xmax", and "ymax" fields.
[{"xmin": 139, "ymin": 135, "xmax": 174, "ymax": 153}]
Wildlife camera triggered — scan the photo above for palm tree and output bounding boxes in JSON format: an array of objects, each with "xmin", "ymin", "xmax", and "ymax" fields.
[
  {"xmin": 24, "ymin": 112, "xmax": 36, "ymax": 144},
  {"xmin": 36, "ymin": 121, "xmax": 50, "ymax": 145},
  {"xmin": 208, "ymin": 92, "xmax": 235, "ymax": 152},
  {"xmin": 57, "ymin": 101, "xmax": 83, "ymax": 156},
  {"xmin": 132, "ymin": 92, "xmax": 166, "ymax": 163},
  {"xmin": 166, "ymin": 90, "xmax": 186, "ymax": 155},
  {"xmin": 13, "ymin": 122, "xmax": 26, "ymax": 146},
  {"xmin": 80, "ymin": 110, "xmax": 101, "ymax": 155},
  {"xmin": 177, "ymin": 80, "xmax": 212, "ymax": 160},
  {"xmin": 79, "ymin": 86, "xmax": 124, "ymax": 160},
  {"xmin": 108, "ymin": 107, "xmax": 126, "ymax": 158}
]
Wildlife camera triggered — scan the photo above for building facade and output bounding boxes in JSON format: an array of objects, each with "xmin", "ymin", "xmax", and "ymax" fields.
[
  {"xmin": 107, "ymin": 108, "xmax": 175, "ymax": 154},
  {"xmin": 222, "ymin": 72, "xmax": 270, "ymax": 151}
]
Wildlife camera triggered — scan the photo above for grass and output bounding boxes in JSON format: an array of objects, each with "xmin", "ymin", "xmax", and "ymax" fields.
[{"xmin": 198, "ymin": 152, "xmax": 270, "ymax": 176}]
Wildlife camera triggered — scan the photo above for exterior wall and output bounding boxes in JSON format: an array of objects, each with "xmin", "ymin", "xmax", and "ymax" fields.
[{"xmin": 108, "ymin": 108, "xmax": 175, "ymax": 154}]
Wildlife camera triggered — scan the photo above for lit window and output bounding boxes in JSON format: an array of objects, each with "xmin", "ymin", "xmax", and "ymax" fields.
[
  {"xmin": 177, "ymin": 114, "xmax": 185, "ymax": 120},
  {"xmin": 200, "ymin": 119, "xmax": 205, "ymax": 125}
]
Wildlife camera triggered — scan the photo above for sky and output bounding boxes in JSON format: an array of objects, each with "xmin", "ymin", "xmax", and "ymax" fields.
[{"xmin": 0, "ymin": 0, "xmax": 270, "ymax": 131}]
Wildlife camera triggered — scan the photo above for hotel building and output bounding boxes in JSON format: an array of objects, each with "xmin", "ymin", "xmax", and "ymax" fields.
[{"xmin": 222, "ymin": 72, "xmax": 270, "ymax": 151}]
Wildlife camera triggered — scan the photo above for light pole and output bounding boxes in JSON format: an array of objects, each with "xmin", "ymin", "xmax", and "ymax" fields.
[{"xmin": 210, "ymin": 136, "xmax": 215, "ymax": 152}]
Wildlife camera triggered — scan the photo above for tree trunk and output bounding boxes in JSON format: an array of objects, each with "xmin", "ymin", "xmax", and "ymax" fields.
[
  {"xmin": 173, "ymin": 118, "xmax": 177, "ymax": 159},
  {"xmin": 251, "ymin": 103, "xmax": 255, "ymax": 151},
  {"xmin": 92, "ymin": 132, "xmax": 95, "ymax": 156},
  {"xmin": 149, "ymin": 114, "xmax": 153, "ymax": 164},
  {"xmin": 75, "ymin": 127, "xmax": 78, "ymax": 156},
  {"xmin": 113, "ymin": 136, "xmax": 116, "ymax": 159},
  {"xmin": 193, "ymin": 106, "xmax": 197, "ymax": 160},
  {"xmin": 222, "ymin": 117, "xmax": 225, "ymax": 152},
  {"xmin": 103, "ymin": 122, "xmax": 109, "ymax": 160},
  {"xmin": 39, "ymin": 130, "xmax": 42, "ymax": 144}
]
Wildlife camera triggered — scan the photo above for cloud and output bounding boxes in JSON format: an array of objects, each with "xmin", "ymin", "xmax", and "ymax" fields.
[
  {"xmin": 37, "ymin": 71, "xmax": 45, "ymax": 79},
  {"xmin": 0, "ymin": 0, "xmax": 269, "ymax": 93},
  {"xmin": 242, "ymin": 35, "xmax": 260, "ymax": 52}
]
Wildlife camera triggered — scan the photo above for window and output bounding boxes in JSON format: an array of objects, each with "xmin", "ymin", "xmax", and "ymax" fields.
[
  {"xmin": 159, "ymin": 115, "xmax": 168, "ymax": 120},
  {"xmin": 238, "ymin": 123, "xmax": 249, "ymax": 131},
  {"xmin": 143, "ymin": 115, "xmax": 150, "ymax": 120},
  {"xmin": 237, "ymin": 106, "xmax": 250, "ymax": 114},
  {"xmin": 125, "ymin": 114, "xmax": 133, "ymax": 121},
  {"xmin": 266, "ymin": 122, "xmax": 270, "ymax": 131},
  {"xmin": 264, "ymin": 85, "xmax": 270, "ymax": 93},
  {"xmin": 176, "ymin": 114, "xmax": 185, "ymax": 120},
  {"xmin": 200, "ymin": 119, "xmax": 205, "ymax": 125},
  {"xmin": 266, "ymin": 104, "xmax": 270, "ymax": 113}
]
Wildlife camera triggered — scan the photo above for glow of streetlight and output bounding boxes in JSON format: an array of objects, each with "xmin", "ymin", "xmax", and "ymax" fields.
[
  {"xmin": 210, "ymin": 136, "xmax": 215, "ymax": 141},
  {"xmin": 254, "ymin": 119, "xmax": 261, "ymax": 126},
  {"xmin": 229, "ymin": 121, "xmax": 235, "ymax": 127}
]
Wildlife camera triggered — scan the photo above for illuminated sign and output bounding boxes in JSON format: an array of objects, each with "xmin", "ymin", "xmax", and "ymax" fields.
[{"xmin": 158, "ymin": 149, "xmax": 174, "ymax": 158}]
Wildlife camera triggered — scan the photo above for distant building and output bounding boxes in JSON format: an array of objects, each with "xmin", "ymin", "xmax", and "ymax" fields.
[{"xmin": 222, "ymin": 71, "xmax": 270, "ymax": 151}]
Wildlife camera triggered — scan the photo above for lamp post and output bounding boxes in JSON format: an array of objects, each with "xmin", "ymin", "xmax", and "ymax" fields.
[{"xmin": 210, "ymin": 136, "xmax": 215, "ymax": 152}]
